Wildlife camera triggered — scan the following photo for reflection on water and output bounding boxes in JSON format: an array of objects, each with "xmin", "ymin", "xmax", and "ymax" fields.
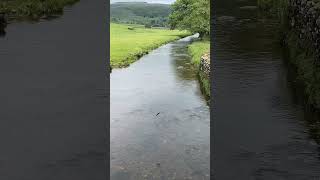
[
  {"xmin": 110, "ymin": 35, "xmax": 210, "ymax": 179},
  {"xmin": 0, "ymin": 28, "xmax": 5, "ymax": 37},
  {"xmin": 213, "ymin": 0, "xmax": 320, "ymax": 179},
  {"xmin": 0, "ymin": 0, "xmax": 107, "ymax": 179}
]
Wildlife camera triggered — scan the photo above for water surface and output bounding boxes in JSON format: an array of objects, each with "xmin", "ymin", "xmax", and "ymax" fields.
[
  {"xmin": 213, "ymin": 0, "xmax": 320, "ymax": 179},
  {"xmin": 111, "ymin": 35, "xmax": 210, "ymax": 179},
  {"xmin": 0, "ymin": 0, "xmax": 107, "ymax": 179}
]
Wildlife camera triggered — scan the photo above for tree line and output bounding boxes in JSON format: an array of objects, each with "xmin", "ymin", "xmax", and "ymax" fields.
[{"xmin": 169, "ymin": 0, "xmax": 210, "ymax": 38}]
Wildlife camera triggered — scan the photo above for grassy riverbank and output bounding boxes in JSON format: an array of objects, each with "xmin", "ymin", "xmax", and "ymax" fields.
[
  {"xmin": 188, "ymin": 40, "xmax": 210, "ymax": 66},
  {"xmin": 0, "ymin": 0, "xmax": 79, "ymax": 19},
  {"xmin": 110, "ymin": 23, "xmax": 190, "ymax": 68},
  {"xmin": 188, "ymin": 40, "xmax": 210, "ymax": 98}
]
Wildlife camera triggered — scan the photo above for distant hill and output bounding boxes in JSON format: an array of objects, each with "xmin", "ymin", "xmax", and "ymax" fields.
[{"xmin": 110, "ymin": 2, "xmax": 171, "ymax": 27}]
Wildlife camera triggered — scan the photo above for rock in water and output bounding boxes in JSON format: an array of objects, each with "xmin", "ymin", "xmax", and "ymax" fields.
[
  {"xmin": 239, "ymin": 6, "xmax": 258, "ymax": 10},
  {"xmin": 217, "ymin": 16, "xmax": 236, "ymax": 22}
]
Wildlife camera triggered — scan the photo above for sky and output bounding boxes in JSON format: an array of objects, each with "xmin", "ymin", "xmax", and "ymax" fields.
[{"xmin": 110, "ymin": 0, "xmax": 176, "ymax": 4}]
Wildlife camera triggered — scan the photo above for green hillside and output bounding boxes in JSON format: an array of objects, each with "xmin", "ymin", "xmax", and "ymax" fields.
[{"xmin": 110, "ymin": 2, "xmax": 171, "ymax": 27}]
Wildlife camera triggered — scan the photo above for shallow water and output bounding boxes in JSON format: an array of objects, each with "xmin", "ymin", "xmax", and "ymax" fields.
[
  {"xmin": 213, "ymin": 0, "xmax": 320, "ymax": 179},
  {"xmin": 110, "ymin": 35, "xmax": 210, "ymax": 179},
  {"xmin": 0, "ymin": 0, "xmax": 107, "ymax": 179}
]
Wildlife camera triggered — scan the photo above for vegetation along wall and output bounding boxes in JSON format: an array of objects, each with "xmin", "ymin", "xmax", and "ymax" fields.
[{"xmin": 259, "ymin": 0, "xmax": 320, "ymax": 109}]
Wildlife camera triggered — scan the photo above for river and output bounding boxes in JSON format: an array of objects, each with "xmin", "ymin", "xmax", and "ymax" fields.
[
  {"xmin": 0, "ymin": 0, "xmax": 107, "ymax": 179},
  {"xmin": 110, "ymin": 35, "xmax": 210, "ymax": 179},
  {"xmin": 213, "ymin": 0, "xmax": 320, "ymax": 179}
]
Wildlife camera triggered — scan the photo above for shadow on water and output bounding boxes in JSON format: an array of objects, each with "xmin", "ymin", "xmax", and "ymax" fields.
[
  {"xmin": 283, "ymin": 51, "xmax": 320, "ymax": 146},
  {"xmin": 213, "ymin": 0, "xmax": 320, "ymax": 179},
  {"xmin": 0, "ymin": 0, "xmax": 107, "ymax": 179},
  {"xmin": 0, "ymin": 28, "xmax": 6, "ymax": 37}
]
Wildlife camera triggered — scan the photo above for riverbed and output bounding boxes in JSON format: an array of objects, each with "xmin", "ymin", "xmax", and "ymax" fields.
[
  {"xmin": 213, "ymin": 0, "xmax": 320, "ymax": 179},
  {"xmin": 110, "ymin": 35, "xmax": 210, "ymax": 179}
]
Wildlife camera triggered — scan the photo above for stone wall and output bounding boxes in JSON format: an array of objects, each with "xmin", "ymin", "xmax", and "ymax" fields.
[
  {"xmin": 199, "ymin": 53, "xmax": 210, "ymax": 79},
  {"xmin": 283, "ymin": 0, "xmax": 320, "ymax": 109},
  {"xmin": 258, "ymin": 0, "xmax": 320, "ymax": 108},
  {"xmin": 289, "ymin": 0, "xmax": 320, "ymax": 58},
  {"xmin": 198, "ymin": 53, "xmax": 210, "ymax": 100}
]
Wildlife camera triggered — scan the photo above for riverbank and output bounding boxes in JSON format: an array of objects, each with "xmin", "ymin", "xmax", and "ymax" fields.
[
  {"xmin": 258, "ymin": 0, "xmax": 320, "ymax": 110},
  {"xmin": 0, "ymin": 0, "xmax": 79, "ymax": 21},
  {"xmin": 188, "ymin": 40, "xmax": 210, "ymax": 99},
  {"xmin": 110, "ymin": 23, "xmax": 191, "ymax": 68}
]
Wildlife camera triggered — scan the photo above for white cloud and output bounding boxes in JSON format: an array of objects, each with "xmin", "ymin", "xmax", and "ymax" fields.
[{"xmin": 110, "ymin": 0, "xmax": 176, "ymax": 4}]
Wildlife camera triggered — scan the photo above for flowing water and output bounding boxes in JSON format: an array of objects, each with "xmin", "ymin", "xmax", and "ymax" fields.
[
  {"xmin": 110, "ymin": 35, "xmax": 210, "ymax": 179},
  {"xmin": 0, "ymin": 0, "xmax": 107, "ymax": 179},
  {"xmin": 213, "ymin": 0, "xmax": 320, "ymax": 179}
]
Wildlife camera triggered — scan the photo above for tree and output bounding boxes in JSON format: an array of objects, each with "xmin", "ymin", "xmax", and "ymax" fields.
[
  {"xmin": 151, "ymin": 19, "xmax": 156, "ymax": 25},
  {"xmin": 145, "ymin": 23, "xmax": 152, "ymax": 28},
  {"xmin": 169, "ymin": 0, "xmax": 210, "ymax": 38}
]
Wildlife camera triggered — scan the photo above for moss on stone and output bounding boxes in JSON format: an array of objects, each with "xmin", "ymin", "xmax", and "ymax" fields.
[{"xmin": 285, "ymin": 30, "xmax": 320, "ymax": 109}]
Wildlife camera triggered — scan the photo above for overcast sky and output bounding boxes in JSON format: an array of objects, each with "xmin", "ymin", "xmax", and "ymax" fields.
[{"xmin": 110, "ymin": 0, "xmax": 176, "ymax": 4}]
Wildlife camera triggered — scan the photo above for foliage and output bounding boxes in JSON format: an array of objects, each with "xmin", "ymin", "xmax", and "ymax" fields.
[
  {"xmin": 0, "ymin": 0, "xmax": 79, "ymax": 19},
  {"xmin": 110, "ymin": 2, "xmax": 171, "ymax": 27},
  {"xmin": 285, "ymin": 30, "xmax": 320, "ymax": 109},
  {"xmin": 199, "ymin": 69, "xmax": 210, "ymax": 100},
  {"xmin": 169, "ymin": 0, "xmax": 210, "ymax": 38},
  {"xmin": 257, "ymin": 0, "xmax": 289, "ymax": 24},
  {"xmin": 111, "ymin": 23, "xmax": 191, "ymax": 68},
  {"xmin": 145, "ymin": 23, "xmax": 152, "ymax": 28}
]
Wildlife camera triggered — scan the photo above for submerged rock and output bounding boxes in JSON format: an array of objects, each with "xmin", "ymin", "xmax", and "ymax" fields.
[
  {"xmin": 217, "ymin": 15, "xmax": 236, "ymax": 22},
  {"xmin": 239, "ymin": 6, "xmax": 258, "ymax": 10},
  {"xmin": 177, "ymin": 66, "xmax": 184, "ymax": 69}
]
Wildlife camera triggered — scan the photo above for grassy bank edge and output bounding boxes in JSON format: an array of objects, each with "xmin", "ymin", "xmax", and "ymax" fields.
[
  {"xmin": 111, "ymin": 33, "xmax": 190, "ymax": 68},
  {"xmin": 110, "ymin": 23, "xmax": 191, "ymax": 68},
  {"xmin": 0, "ymin": 0, "xmax": 79, "ymax": 20},
  {"xmin": 188, "ymin": 40, "xmax": 210, "ymax": 99}
]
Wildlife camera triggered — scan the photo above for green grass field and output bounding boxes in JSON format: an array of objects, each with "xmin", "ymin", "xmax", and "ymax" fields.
[{"xmin": 110, "ymin": 23, "xmax": 191, "ymax": 68}]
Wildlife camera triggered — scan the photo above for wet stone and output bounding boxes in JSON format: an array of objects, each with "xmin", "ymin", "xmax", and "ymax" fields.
[
  {"xmin": 239, "ymin": 6, "xmax": 258, "ymax": 10},
  {"xmin": 217, "ymin": 15, "xmax": 236, "ymax": 22}
]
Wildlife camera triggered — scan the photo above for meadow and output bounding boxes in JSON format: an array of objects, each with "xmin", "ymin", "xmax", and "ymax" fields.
[{"xmin": 110, "ymin": 23, "xmax": 190, "ymax": 68}]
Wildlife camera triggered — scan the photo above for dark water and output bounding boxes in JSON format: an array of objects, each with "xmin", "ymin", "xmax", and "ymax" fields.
[
  {"xmin": 110, "ymin": 35, "xmax": 210, "ymax": 179},
  {"xmin": 0, "ymin": 0, "xmax": 108, "ymax": 179},
  {"xmin": 213, "ymin": 0, "xmax": 320, "ymax": 179}
]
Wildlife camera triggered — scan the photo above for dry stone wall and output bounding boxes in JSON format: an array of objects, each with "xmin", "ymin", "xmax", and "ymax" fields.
[
  {"xmin": 199, "ymin": 53, "xmax": 210, "ymax": 79},
  {"xmin": 289, "ymin": 0, "xmax": 320, "ymax": 58}
]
